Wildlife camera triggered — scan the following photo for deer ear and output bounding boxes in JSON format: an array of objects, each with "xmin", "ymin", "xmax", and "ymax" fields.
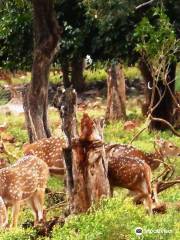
[{"xmin": 155, "ymin": 138, "xmax": 165, "ymax": 147}]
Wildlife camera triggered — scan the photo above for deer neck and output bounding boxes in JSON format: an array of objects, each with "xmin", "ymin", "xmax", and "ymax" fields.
[{"xmin": 154, "ymin": 147, "xmax": 164, "ymax": 160}]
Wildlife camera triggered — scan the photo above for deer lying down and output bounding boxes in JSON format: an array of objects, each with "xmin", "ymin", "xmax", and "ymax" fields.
[{"xmin": 0, "ymin": 155, "xmax": 49, "ymax": 228}]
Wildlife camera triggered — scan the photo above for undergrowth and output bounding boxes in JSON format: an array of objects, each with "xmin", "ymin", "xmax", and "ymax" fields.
[{"xmin": 0, "ymin": 97, "xmax": 179, "ymax": 240}]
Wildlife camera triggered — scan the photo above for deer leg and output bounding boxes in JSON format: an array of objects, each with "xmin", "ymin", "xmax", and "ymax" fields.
[
  {"xmin": 0, "ymin": 200, "xmax": 8, "ymax": 228},
  {"xmin": 32, "ymin": 189, "xmax": 45, "ymax": 223},
  {"xmin": 143, "ymin": 193, "xmax": 153, "ymax": 215},
  {"xmin": 11, "ymin": 202, "xmax": 21, "ymax": 228},
  {"xmin": 28, "ymin": 198, "xmax": 39, "ymax": 226},
  {"xmin": 152, "ymin": 182, "xmax": 159, "ymax": 205}
]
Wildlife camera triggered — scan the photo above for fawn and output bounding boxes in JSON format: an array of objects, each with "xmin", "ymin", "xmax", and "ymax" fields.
[
  {"xmin": 105, "ymin": 138, "xmax": 180, "ymax": 171},
  {"xmin": 0, "ymin": 155, "xmax": 49, "ymax": 228}
]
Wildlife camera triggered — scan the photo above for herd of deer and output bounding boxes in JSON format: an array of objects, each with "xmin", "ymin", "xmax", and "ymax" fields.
[{"xmin": 0, "ymin": 114, "xmax": 180, "ymax": 228}]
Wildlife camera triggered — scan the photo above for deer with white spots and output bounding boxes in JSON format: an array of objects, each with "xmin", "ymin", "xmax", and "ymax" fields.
[
  {"xmin": 105, "ymin": 139, "xmax": 180, "ymax": 171},
  {"xmin": 0, "ymin": 155, "xmax": 49, "ymax": 228},
  {"xmin": 108, "ymin": 154, "xmax": 154, "ymax": 213},
  {"xmin": 23, "ymin": 137, "xmax": 180, "ymax": 177},
  {"xmin": 23, "ymin": 137, "xmax": 65, "ymax": 175}
]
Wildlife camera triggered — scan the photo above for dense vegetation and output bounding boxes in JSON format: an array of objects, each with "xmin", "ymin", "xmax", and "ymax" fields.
[
  {"xmin": 0, "ymin": 0, "xmax": 180, "ymax": 239},
  {"xmin": 0, "ymin": 94, "xmax": 179, "ymax": 239}
]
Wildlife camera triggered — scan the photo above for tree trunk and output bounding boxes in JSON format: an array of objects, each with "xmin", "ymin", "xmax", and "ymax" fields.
[
  {"xmin": 105, "ymin": 64, "xmax": 126, "ymax": 121},
  {"xmin": 139, "ymin": 59, "xmax": 176, "ymax": 130},
  {"xmin": 24, "ymin": 0, "xmax": 60, "ymax": 141},
  {"xmin": 61, "ymin": 60, "xmax": 71, "ymax": 88},
  {"xmin": 54, "ymin": 87, "xmax": 110, "ymax": 214},
  {"xmin": 71, "ymin": 57, "xmax": 85, "ymax": 93},
  {"xmin": 22, "ymin": 85, "xmax": 35, "ymax": 143}
]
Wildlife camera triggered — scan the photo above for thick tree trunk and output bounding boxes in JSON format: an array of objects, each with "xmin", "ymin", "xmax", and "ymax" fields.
[
  {"xmin": 105, "ymin": 64, "xmax": 126, "ymax": 121},
  {"xmin": 71, "ymin": 57, "xmax": 85, "ymax": 93},
  {"xmin": 139, "ymin": 59, "xmax": 176, "ymax": 130},
  {"xmin": 24, "ymin": 0, "xmax": 60, "ymax": 141},
  {"xmin": 54, "ymin": 87, "xmax": 110, "ymax": 214}
]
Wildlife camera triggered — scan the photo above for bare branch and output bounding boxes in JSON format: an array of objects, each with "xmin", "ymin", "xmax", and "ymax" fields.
[
  {"xmin": 136, "ymin": 0, "xmax": 155, "ymax": 10},
  {"xmin": 150, "ymin": 116, "xmax": 180, "ymax": 137}
]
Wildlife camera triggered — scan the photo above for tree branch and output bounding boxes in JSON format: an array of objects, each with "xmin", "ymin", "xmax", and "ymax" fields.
[{"xmin": 136, "ymin": 0, "xmax": 155, "ymax": 10}]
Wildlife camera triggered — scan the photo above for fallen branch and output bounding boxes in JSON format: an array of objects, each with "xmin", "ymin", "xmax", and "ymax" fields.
[{"xmin": 156, "ymin": 178, "xmax": 180, "ymax": 194}]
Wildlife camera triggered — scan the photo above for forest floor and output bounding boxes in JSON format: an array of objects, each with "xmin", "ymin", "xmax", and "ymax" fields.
[{"xmin": 0, "ymin": 93, "xmax": 180, "ymax": 240}]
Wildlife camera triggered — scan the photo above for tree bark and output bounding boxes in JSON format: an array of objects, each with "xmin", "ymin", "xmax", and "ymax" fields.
[
  {"xmin": 24, "ymin": 0, "xmax": 60, "ymax": 141},
  {"xmin": 139, "ymin": 59, "xmax": 176, "ymax": 130},
  {"xmin": 105, "ymin": 64, "xmax": 126, "ymax": 121},
  {"xmin": 54, "ymin": 87, "xmax": 110, "ymax": 214},
  {"xmin": 61, "ymin": 60, "xmax": 71, "ymax": 88},
  {"xmin": 71, "ymin": 57, "xmax": 85, "ymax": 93},
  {"xmin": 22, "ymin": 85, "xmax": 35, "ymax": 143}
]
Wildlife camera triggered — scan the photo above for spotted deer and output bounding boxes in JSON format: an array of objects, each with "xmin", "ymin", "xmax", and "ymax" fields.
[
  {"xmin": 0, "ymin": 155, "xmax": 49, "ymax": 228},
  {"xmin": 23, "ymin": 136, "xmax": 180, "ymax": 176},
  {"xmin": 23, "ymin": 137, "xmax": 66, "ymax": 175},
  {"xmin": 86, "ymin": 116, "xmax": 154, "ymax": 214},
  {"xmin": 105, "ymin": 138, "xmax": 180, "ymax": 171}
]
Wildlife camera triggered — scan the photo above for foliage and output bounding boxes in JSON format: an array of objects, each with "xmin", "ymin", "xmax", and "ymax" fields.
[
  {"xmin": 52, "ymin": 194, "xmax": 180, "ymax": 240},
  {"xmin": 0, "ymin": 0, "xmax": 33, "ymax": 70},
  {"xmin": 0, "ymin": 97, "xmax": 180, "ymax": 239},
  {"xmin": 176, "ymin": 64, "xmax": 180, "ymax": 91},
  {"xmin": 84, "ymin": 0, "xmax": 141, "ymax": 62},
  {"xmin": 84, "ymin": 68, "xmax": 107, "ymax": 83},
  {"xmin": 124, "ymin": 66, "xmax": 141, "ymax": 80},
  {"xmin": 0, "ymin": 228, "xmax": 36, "ymax": 240},
  {"xmin": 55, "ymin": 0, "xmax": 97, "ymax": 63},
  {"xmin": 134, "ymin": 7, "xmax": 178, "ymax": 69}
]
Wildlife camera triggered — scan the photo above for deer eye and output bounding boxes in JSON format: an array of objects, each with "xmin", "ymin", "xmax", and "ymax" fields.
[{"xmin": 169, "ymin": 145, "xmax": 173, "ymax": 148}]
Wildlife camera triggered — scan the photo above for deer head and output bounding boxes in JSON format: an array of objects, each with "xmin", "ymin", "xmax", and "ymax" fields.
[
  {"xmin": 80, "ymin": 114, "xmax": 105, "ymax": 142},
  {"xmin": 155, "ymin": 138, "xmax": 180, "ymax": 157}
]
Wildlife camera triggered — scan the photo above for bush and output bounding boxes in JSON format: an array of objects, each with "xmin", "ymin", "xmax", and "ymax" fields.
[
  {"xmin": 51, "ymin": 195, "xmax": 179, "ymax": 240},
  {"xmin": 0, "ymin": 228, "xmax": 36, "ymax": 240},
  {"xmin": 84, "ymin": 69, "xmax": 107, "ymax": 84},
  {"xmin": 124, "ymin": 66, "xmax": 141, "ymax": 80}
]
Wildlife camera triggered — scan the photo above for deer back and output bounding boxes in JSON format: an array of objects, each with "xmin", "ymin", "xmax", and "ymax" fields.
[
  {"xmin": 108, "ymin": 155, "xmax": 151, "ymax": 190},
  {"xmin": 0, "ymin": 155, "xmax": 49, "ymax": 204},
  {"xmin": 23, "ymin": 137, "xmax": 65, "ymax": 168}
]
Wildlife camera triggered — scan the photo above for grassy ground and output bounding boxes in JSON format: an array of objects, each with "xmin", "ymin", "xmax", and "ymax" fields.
[{"xmin": 0, "ymin": 96, "xmax": 180, "ymax": 240}]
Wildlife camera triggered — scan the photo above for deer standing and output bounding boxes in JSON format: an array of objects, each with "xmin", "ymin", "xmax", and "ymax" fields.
[
  {"xmin": 23, "ymin": 137, "xmax": 65, "ymax": 176},
  {"xmin": 105, "ymin": 139, "xmax": 180, "ymax": 171},
  {"xmin": 22, "ymin": 135, "xmax": 179, "ymax": 214},
  {"xmin": 0, "ymin": 155, "xmax": 49, "ymax": 228},
  {"xmin": 23, "ymin": 137, "xmax": 180, "ymax": 176}
]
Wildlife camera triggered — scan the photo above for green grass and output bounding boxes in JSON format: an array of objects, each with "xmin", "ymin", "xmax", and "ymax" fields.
[
  {"xmin": 176, "ymin": 64, "xmax": 180, "ymax": 91},
  {"xmin": 0, "ymin": 97, "xmax": 180, "ymax": 240}
]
